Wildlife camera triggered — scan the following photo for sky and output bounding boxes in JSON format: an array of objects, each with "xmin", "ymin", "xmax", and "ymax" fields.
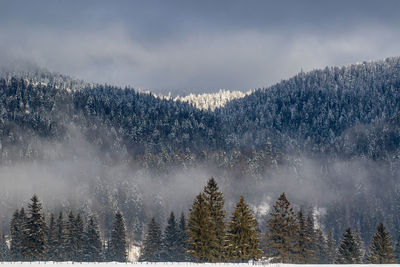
[{"xmin": 1, "ymin": 0, "xmax": 400, "ymax": 94}]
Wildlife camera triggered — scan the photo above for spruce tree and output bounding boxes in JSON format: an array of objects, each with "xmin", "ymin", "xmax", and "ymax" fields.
[
  {"xmin": 25, "ymin": 195, "xmax": 46, "ymax": 261},
  {"xmin": 84, "ymin": 216, "xmax": 103, "ymax": 262},
  {"xmin": 55, "ymin": 212, "xmax": 67, "ymax": 261},
  {"xmin": 326, "ymin": 230, "xmax": 336, "ymax": 263},
  {"xmin": 65, "ymin": 211, "xmax": 77, "ymax": 260},
  {"xmin": 203, "ymin": 177, "xmax": 226, "ymax": 262},
  {"xmin": 46, "ymin": 213, "xmax": 58, "ymax": 261},
  {"xmin": 187, "ymin": 193, "xmax": 215, "ymax": 262},
  {"xmin": 176, "ymin": 212, "xmax": 189, "ymax": 262},
  {"xmin": 109, "ymin": 211, "xmax": 127, "ymax": 262},
  {"xmin": 161, "ymin": 212, "xmax": 179, "ymax": 261},
  {"xmin": 0, "ymin": 233, "xmax": 9, "ymax": 261},
  {"xmin": 368, "ymin": 222, "xmax": 395, "ymax": 263},
  {"xmin": 74, "ymin": 214, "xmax": 85, "ymax": 261},
  {"xmin": 226, "ymin": 196, "xmax": 262, "ymax": 262},
  {"xmin": 305, "ymin": 215, "xmax": 317, "ymax": 263},
  {"xmin": 10, "ymin": 209, "xmax": 22, "ymax": 260},
  {"xmin": 336, "ymin": 228, "xmax": 362, "ymax": 264},
  {"xmin": 139, "ymin": 217, "xmax": 162, "ymax": 262},
  {"xmin": 265, "ymin": 193, "xmax": 299, "ymax": 263},
  {"xmin": 394, "ymin": 234, "xmax": 400, "ymax": 263},
  {"xmin": 296, "ymin": 210, "xmax": 312, "ymax": 263},
  {"xmin": 314, "ymin": 228, "xmax": 328, "ymax": 264}
]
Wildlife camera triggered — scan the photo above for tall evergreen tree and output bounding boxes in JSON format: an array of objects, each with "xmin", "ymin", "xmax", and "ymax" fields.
[
  {"xmin": 226, "ymin": 196, "xmax": 262, "ymax": 262},
  {"xmin": 176, "ymin": 212, "xmax": 189, "ymax": 262},
  {"xmin": 336, "ymin": 228, "xmax": 362, "ymax": 264},
  {"xmin": 314, "ymin": 228, "xmax": 328, "ymax": 264},
  {"xmin": 161, "ymin": 212, "xmax": 179, "ymax": 261},
  {"xmin": 202, "ymin": 177, "xmax": 226, "ymax": 262},
  {"xmin": 109, "ymin": 211, "xmax": 127, "ymax": 262},
  {"xmin": 265, "ymin": 193, "xmax": 299, "ymax": 263},
  {"xmin": 0, "ymin": 233, "xmax": 9, "ymax": 261},
  {"xmin": 65, "ymin": 211, "xmax": 77, "ymax": 260},
  {"xmin": 326, "ymin": 230, "xmax": 336, "ymax": 263},
  {"xmin": 187, "ymin": 193, "xmax": 215, "ymax": 262},
  {"xmin": 46, "ymin": 213, "xmax": 58, "ymax": 261},
  {"xmin": 55, "ymin": 212, "xmax": 67, "ymax": 261},
  {"xmin": 10, "ymin": 209, "xmax": 22, "ymax": 261},
  {"xmin": 84, "ymin": 216, "xmax": 103, "ymax": 262},
  {"xmin": 394, "ymin": 234, "xmax": 400, "ymax": 263},
  {"xmin": 139, "ymin": 217, "xmax": 162, "ymax": 262},
  {"xmin": 24, "ymin": 195, "xmax": 46, "ymax": 261},
  {"xmin": 367, "ymin": 222, "xmax": 395, "ymax": 263},
  {"xmin": 74, "ymin": 214, "xmax": 85, "ymax": 261},
  {"xmin": 296, "ymin": 210, "xmax": 312, "ymax": 263}
]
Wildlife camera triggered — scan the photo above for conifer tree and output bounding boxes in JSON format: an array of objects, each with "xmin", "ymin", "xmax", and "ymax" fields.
[
  {"xmin": 176, "ymin": 212, "xmax": 189, "ymax": 262},
  {"xmin": 25, "ymin": 195, "xmax": 46, "ymax": 261},
  {"xmin": 139, "ymin": 217, "xmax": 162, "ymax": 262},
  {"xmin": 55, "ymin": 212, "xmax": 67, "ymax": 261},
  {"xmin": 84, "ymin": 216, "xmax": 103, "ymax": 262},
  {"xmin": 314, "ymin": 228, "xmax": 328, "ymax": 263},
  {"xmin": 368, "ymin": 222, "xmax": 395, "ymax": 263},
  {"xmin": 203, "ymin": 177, "xmax": 226, "ymax": 262},
  {"xmin": 187, "ymin": 193, "xmax": 215, "ymax": 262},
  {"xmin": 336, "ymin": 228, "xmax": 362, "ymax": 264},
  {"xmin": 0, "ymin": 233, "xmax": 9, "ymax": 261},
  {"xmin": 74, "ymin": 214, "xmax": 85, "ymax": 261},
  {"xmin": 265, "ymin": 193, "xmax": 299, "ymax": 263},
  {"xmin": 226, "ymin": 196, "xmax": 262, "ymax": 262},
  {"xmin": 305, "ymin": 215, "xmax": 317, "ymax": 263},
  {"xmin": 10, "ymin": 209, "xmax": 22, "ymax": 261},
  {"xmin": 326, "ymin": 230, "xmax": 336, "ymax": 263},
  {"xmin": 296, "ymin": 210, "xmax": 312, "ymax": 263},
  {"xmin": 109, "ymin": 211, "xmax": 127, "ymax": 262},
  {"xmin": 161, "ymin": 212, "xmax": 179, "ymax": 261},
  {"xmin": 46, "ymin": 213, "xmax": 58, "ymax": 261},
  {"xmin": 65, "ymin": 211, "xmax": 77, "ymax": 260},
  {"xmin": 394, "ymin": 234, "xmax": 400, "ymax": 263},
  {"xmin": 354, "ymin": 228, "xmax": 365, "ymax": 261}
]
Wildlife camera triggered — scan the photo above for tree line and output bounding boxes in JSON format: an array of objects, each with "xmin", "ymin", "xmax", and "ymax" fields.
[
  {"xmin": 2, "ymin": 178, "xmax": 400, "ymax": 263},
  {"xmin": 140, "ymin": 178, "xmax": 400, "ymax": 264},
  {"xmin": 0, "ymin": 195, "xmax": 128, "ymax": 262}
]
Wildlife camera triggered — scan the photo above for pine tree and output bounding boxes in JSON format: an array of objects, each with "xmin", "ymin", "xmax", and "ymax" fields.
[
  {"xmin": 187, "ymin": 193, "xmax": 215, "ymax": 262},
  {"xmin": 74, "ymin": 214, "xmax": 85, "ymax": 261},
  {"xmin": 314, "ymin": 228, "xmax": 328, "ymax": 263},
  {"xmin": 336, "ymin": 228, "xmax": 362, "ymax": 264},
  {"xmin": 25, "ymin": 195, "xmax": 46, "ymax": 261},
  {"xmin": 305, "ymin": 215, "xmax": 317, "ymax": 263},
  {"xmin": 354, "ymin": 227, "xmax": 365, "ymax": 262},
  {"xmin": 109, "ymin": 211, "xmax": 127, "ymax": 262},
  {"xmin": 0, "ymin": 233, "xmax": 9, "ymax": 261},
  {"xmin": 46, "ymin": 213, "xmax": 58, "ymax": 261},
  {"xmin": 368, "ymin": 222, "xmax": 395, "ymax": 263},
  {"xmin": 202, "ymin": 177, "xmax": 226, "ymax": 262},
  {"xmin": 84, "ymin": 216, "xmax": 103, "ymax": 262},
  {"xmin": 296, "ymin": 210, "xmax": 312, "ymax": 263},
  {"xmin": 161, "ymin": 212, "xmax": 179, "ymax": 261},
  {"xmin": 265, "ymin": 193, "xmax": 299, "ymax": 263},
  {"xmin": 65, "ymin": 211, "xmax": 77, "ymax": 260},
  {"xmin": 55, "ymin": 212, "xmax": 67, "ymax": 261},
  {"xmin": 226, "ymin": 196, "xmax": 262, "ymax": 262},
  {"xmin": 139, "ymin": 217, "xmax": 162, "ymax": 262},
  {"xmin": 394, "ymin": 234, "xmax": 400, "ymax": 263},
  {"xmin": 326, "ymin": 230, "xmax": 336, "ymax": 263},
  {"xmin": 176, "ymin": 212, "xmax": 189, "ymax": 262},
  {"xmin": 10, "ymin": 209, "xmax": 22, "ymax": 260}
]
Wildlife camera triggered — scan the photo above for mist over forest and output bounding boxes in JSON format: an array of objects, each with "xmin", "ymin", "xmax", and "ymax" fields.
[{"xmin": 0, "ymin": 57, "xmax": 399, "ymax": 248}]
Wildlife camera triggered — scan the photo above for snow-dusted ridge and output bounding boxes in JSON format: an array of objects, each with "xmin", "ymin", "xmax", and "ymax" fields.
[{"xmin": 149, "ymin": 89, "xmax": 253, "ymax": 111}]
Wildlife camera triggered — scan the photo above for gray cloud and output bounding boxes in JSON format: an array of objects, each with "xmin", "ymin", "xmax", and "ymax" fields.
[{"xmin": 1, "ymin": 1, "xmax": 400, "ymax": 94}]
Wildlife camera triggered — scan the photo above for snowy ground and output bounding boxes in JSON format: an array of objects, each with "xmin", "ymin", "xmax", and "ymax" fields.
[{"xmin": 1, "ymin": 263, "xmax": 400, "ymax": 267}]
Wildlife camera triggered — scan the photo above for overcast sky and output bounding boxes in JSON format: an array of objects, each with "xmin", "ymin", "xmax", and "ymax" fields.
[{"xmin": 1, "ymin": 0, "xmax": 400, "ymax": 94}]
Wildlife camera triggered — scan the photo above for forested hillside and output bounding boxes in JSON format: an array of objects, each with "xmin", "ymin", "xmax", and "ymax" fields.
[{"xmin": 1, "ymin": 57, "xmax": 400, "ymax": 248}]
